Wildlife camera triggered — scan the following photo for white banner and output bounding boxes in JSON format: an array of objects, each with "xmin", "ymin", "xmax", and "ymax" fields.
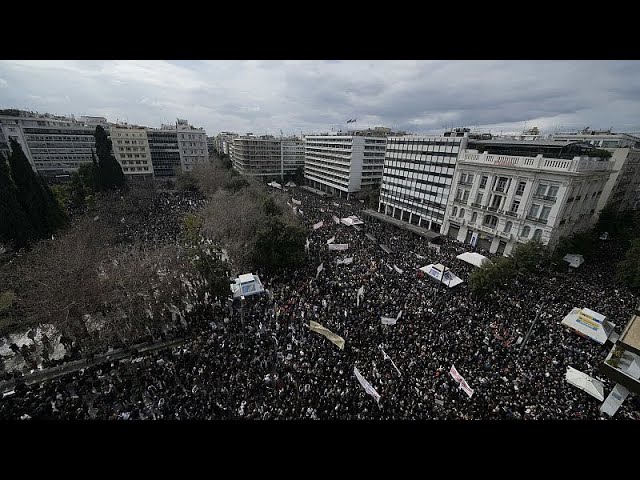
[
  {"xmin": 459, "ymin": 379, "xmax": 474, "ymax": 398},
  {"xmin": 449, "ymin": 365, "xmax": 463, "ymax": 383},
  {"xmin": 337, "ymin": 256, "xmax": 354, "ymax": 265},
  {"xmin": 305, "ymin": 238, "xmax": 310, "ymax": 252},
  {"xmin": 393, "ymin": 265, "xmax": 404, "ymax": 274},
  {"xmin": 332, "ymin": 215, "xmax": 340, "ymax": 224},
  {"xmin": 292, "ymin": 198, "xmax": 302, "ymax": 205},
  {"xmin": 316, "ymin": 262, "xmax": 324, "ymax": 278},
  {"xmin": 396, "ymin": 310, "xmax": 403, "ymax": 321},
  {"xmin": 450, "ymin": 365, "xmax": 474, "ymax": 397},
  {"xmin": 327, "ymin": 236, "xmax": 336, "ymax": 244},
  {"xmin": 353, "ymin": 367, "xmax": 380, "ymax": 403},
  {"xmin": 328, "ymin": 243, "xmax": 349, "ymax": 251},
  {"xmin": 415, "ymin": 253, "xmax": 425, "ymax": 259},
  {"xmin": 313, "ymin": 220, "xmax": 324, "ymax": 230},
  {"xmin": 470, "ymin": 231, "xmax": 478, "ymax": 247},
  {"xmin": 381, "ymin": 316, "xmax": 397, "ymax": 325},
  {"xmin": 380, "ymin": 244, "xmax": 391, "ymax": 254},
  {"xmin": 298, "ymin": 209, "xmax": 304, "ymax": 216},
  {"xmin": 357, "ymin": 286, "xmax": 364, "ymax": 307}
]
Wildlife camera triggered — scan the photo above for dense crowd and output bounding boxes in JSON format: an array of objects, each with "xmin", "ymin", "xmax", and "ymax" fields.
[{"xmin": 1, "ymin": 186, "xmax": 639, "ymax": 420}]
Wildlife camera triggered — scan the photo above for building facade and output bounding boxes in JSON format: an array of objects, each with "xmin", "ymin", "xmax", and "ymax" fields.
[
  {"xmin": 442, "ymin": 143, "xmax": 613, "ymax": 255},
  {"xmin": 0, "ymin": 109, "xmax": 102, "ymax": 177},
  {"xmin": 231, "ymin": 136, "xmax": 304, "ymax": 179},
  {"xmin": 304, "ymin": 134, "xmax": 387, "ymax": 197},
  {"xmin": 378, "ymin": 133, "xmax": 468, "ymax": 232},
  {"xmin": 176, "ymin": 119, "xmax": 208, "ymax": 172},
  {"xmin": 109, "ymin": 125, "xmax": 154, "ymax": 179},
  {"xmin": 551, "ymin": 131, "xmax": 640, "ymax": 212},
  {"xmin": 147, "ymin": 128, "xmax": 182, "ymax": 177}
]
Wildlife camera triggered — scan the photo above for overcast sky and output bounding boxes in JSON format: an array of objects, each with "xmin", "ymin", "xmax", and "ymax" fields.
[{"xmin": 1, "ymin": 60, "xmax": 639, "ymax": 136}]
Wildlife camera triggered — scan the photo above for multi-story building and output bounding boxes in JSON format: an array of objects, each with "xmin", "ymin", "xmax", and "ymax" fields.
[
  {"xmin": 176, "ymin": 119, "xmax": 208, "ymax": 172},
  {"xmin": 0, "ymin": 109, "xmax": 102, "ymax": 177},
  {"xmin": 442, "ymin": 139, "xmax": 613, "ymax": 255},
  {"xmin": 147, "ymin": 128, "xmax": 182, "ymax": 177},
  {"xmin": 378, "ymin": 131, "xmax": 468, "ymax": 232},
  {"xmin": 109, "ymin": 125, "xmax": 154, "ymax": 179},
  {"xmin": 304, "ymin": 134, "xmax": 387, "ymax": 198},
  {"xmin": 232, "ymin": 136, "xmax": 304, "ymax": 179},
  {"xmin": 215, "ymin": 132, "xmax": 238, "ymax": 156},
  {"xmin": 551, "ymin": 130, "xmax": 640, "ymax": 212}
]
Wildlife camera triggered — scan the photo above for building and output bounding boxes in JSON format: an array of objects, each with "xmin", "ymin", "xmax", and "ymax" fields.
[
  {"xmin": 215, "ymin": 132, "xmax": 238, "ymax": 156},
  {"xmin": 147, "ymin": 128, "xmax": 182, "ymax": 177},
  {"xmin": 0, "ymin": 109, "xmax": 100, "ymax": 177},
  {"xmin": 378, "ymin": 132, "xmax": 468, "ymax": 233},
  {"xmin": 109, "ymin": 124, "xmax": 154, "ymax": 179},
  {"xmin": 231, "ymin": 135, "xmax": 304, "ymax": 180},
  {"xmin": 551, "ymin": 130, "xmax": 640, "ymax": 212},
  {"xmin": 304, "ymin": 133, "xmax": 387, "ymax": 197},
  {"xmin": 176, "ymin": 119, "xmax": 208, "ymax": 172},
  {"xmin": 442, "ymin": 138, "xmax": 613, "ymax": 255}
]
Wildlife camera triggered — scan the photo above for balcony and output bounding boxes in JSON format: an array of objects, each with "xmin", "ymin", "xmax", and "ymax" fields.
[
  {"xmin": 471, "ymin": 202, "xmax": 483, "ymax": 208},
  {"xmin": 487, "ymin": 206, "xmax": 501, "ymax": 212},
  {"xmin": 532, "ymin": 193, "xmax": 558, "ymax": 202},
  {"xmin": 458, "ymin": 180, "xmax": 473, "ymax": 186},
  {"xmin": 479, "ymin": 224, "xmax": 497, "ymax": 234},
  {"xmin": 526, "ymin": 215, "xmax": 548, "ymax": 225},
  {"xmin": 453, "ymin": 198, "xmax": 468, "ymax": 205},
  {"xmin": 497, "ymin": 231, "xmax": 512, "ymax": 239},
  {"xmin": 494, "ymin": 185, "xmax": 507, "ymax": 193},
  {"xmin": 505, "ymin": 210, "xmax": 518, "ymax": 217}
]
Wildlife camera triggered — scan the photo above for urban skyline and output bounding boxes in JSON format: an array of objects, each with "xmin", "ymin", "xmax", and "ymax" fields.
[{"xmin": 2, "ymin": 60, "xmax": 640, "ymax": 137}]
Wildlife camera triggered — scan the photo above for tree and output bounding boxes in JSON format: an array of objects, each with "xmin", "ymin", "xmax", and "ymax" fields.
[
  {"xmin": 252, "ymin": 215, "xmax": 306, "ymax": 270},
  {"xmin": 7, "ymin": 138, "xmax": 67, "ymax": 239},
  {"xmin": 0, "ymin": 153, "xmax": 36, "ymax": 248},
  {"xmin": 616, "ymin": 238, "xmax": 640, "ymax": 292},
  {"xmin": 94, "ymin": 125, "xmax": 125, "ymax": 191},
  {"xmin": 469, "ymin": 256, "xmax": 515, "ymax": 296},
  {"xmin": 510, "ymin": 240, "xmax": 547, "ymax": 273}
]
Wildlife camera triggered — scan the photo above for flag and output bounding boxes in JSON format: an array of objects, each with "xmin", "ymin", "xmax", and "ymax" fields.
[
  {"xmin": 393, "ymin": 265, "xmax": 404, "ymax": 274},
  {"xmin": 327, "ymin": 236, "xmax": 336, "ymax": 244},
  {"xmin": 316, "ymin": 262, "xmax": 324, "ymax": 278},
  {"xmin": 380, "ymin": 347, "xmax": 402, "ymax": 376},
  {"xmin": 357, "ymin": 286, "xmax": 364, "ymax": 307},
  {"xmin": 313, "ymin": 220, "xmax": 324, "ymax": 230},
  {"xmin": 353, "ymin": 367, "xmax": 380, "ymax": 403},
  {"xmin": 308, "ymin": 321, "xmax": 345, "ymax": 350}
]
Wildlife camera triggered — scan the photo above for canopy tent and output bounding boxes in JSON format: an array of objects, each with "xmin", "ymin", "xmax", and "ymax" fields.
[
  {"xmin": 560, "ymin": 307, "xmax": 615, "ymax": 345},
  {"xmin": 230, "ymin": 273, "xmax": 265, "ymax": 298},
  {"xmin": 419, "ymin": 263, "xmax": 463, "ymax": 288},
  {"xmin": 267, "ymin": 181, "xmax": 282, "ymax": 189},
  {"xmin": 341, "ymin": 215, "xmax": 364, "ymax": 226},
  {"xmin": 563, "ymin": 254, "xmax": 585, "ymax": 268},
  {"xmin": 456, "ymin": 252, "xmax": 492, "ymax": 268},
  {"xmin": 565, "ymin": 366, "xmax": 605, "ymax": 401},
  {"xmin": 285, "ymin": 181, "xmax": 297, "ymax": 187}
]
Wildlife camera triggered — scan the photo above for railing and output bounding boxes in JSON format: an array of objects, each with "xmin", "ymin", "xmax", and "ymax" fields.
[
  {"xmin": 526, "ymin": 215, "xmax": 548, "ymax": 225},
  {"xmin": 479, "ymin": 224, "xmax": 497, "ymax": 234},
  {"xmin": 532, "ymin": 193, "xmax": 557, "ymax": 202},
  {"xmin": 487, "ymin": 206, "xmax": 500, "ymax": 212},
  {"xmin": 497, "ymin": 231, "xmax": 512, "ymax": 239},
  {"xmin": 471, "ymin": 202, "xmax": 482, "ymax": 208},
  {"xmin": 505, "ymin": 210, "xmax": 518, "ymax": 217},
  {"xmin": 453, "ymin": 198, "xmax": 468, "ymax": 205},
  {"xmin": 494, "ymin": 186, "xmax": 506, "ymax": 193},
  {"xmin": 458, "ymin": 180, "xmax": 473, "ymax": 186}
]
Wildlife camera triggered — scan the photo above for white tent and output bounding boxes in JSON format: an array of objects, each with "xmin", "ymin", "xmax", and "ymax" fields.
[
  {"xmin": 285, "ymin": 181, "xmax": 297, "ymax": 187},
  {"xmin": 563, "ymin": 254, "xmax": 585, "ymax": 268},
  {"xmin": 456, "ymin": 252, "xmax": 492, "ymax": 268},
  {"xmin": 230, "ymin": 273, "xmax": 265, "ymax": 298},
  {"xmin": 267, "ymin": 181, "xmax": 282, "ymax": 189},
  {"xmin": 419, "ymin": 263, "xmax": 463, "ymax": 288},
  {"xmin": 565, "ymin": 366, "xmax": 605, "ymax": 401},
  {"xmin": 560, "ymin": 307, "xmax": 615, "ymax": 345}
]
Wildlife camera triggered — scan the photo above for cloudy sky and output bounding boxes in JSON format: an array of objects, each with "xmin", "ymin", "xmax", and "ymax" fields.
[{"xmin": 1, "ymin": 60, "xmax": 639, "ymax": 136}]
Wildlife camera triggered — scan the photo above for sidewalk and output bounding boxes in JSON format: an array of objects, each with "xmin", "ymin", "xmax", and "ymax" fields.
[{"xmin": 362, "ymin": 209, "xmax": 442, "ymax": 241}]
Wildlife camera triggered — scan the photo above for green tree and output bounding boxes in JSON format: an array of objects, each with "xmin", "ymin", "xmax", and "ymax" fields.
[
  {"xmin": 510, "ymin": 240, "xmax": 547, "ymax": 273},
  {"xmin": 94, "ymin": 125, "xmax": 125, "ymax": 191},
  {"xmin": 469, "ymin": 256, "xmax": 516, "ymax": 296},
  {"xmin": 7, "ymin": 139, "xmax": 67, "ymax": 239},
  {"xmin": 252, "ymin": 216, "xmax": 306, "ymax": 270},
  {"xmin": 616, "ymin": 238, "xmax": 640, "ymax": 292},
  {"xmin": 0, "ymin": 153, "xmax": 36, "ymax": 248},
  {"xmin": 263, "ymin": 196, "xmax": 283, "ymax": 216},
  {"xmin": 226, "ymin": 176, "xmax": 249, "ymax": 192}
]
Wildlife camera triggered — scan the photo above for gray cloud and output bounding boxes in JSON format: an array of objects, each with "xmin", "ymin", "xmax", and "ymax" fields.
[{"xmin": 1, "ymin": 60, "xmax": 639, "ymax": 136}]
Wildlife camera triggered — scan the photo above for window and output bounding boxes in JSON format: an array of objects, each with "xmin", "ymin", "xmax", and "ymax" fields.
[
  {"xmin": 516, "ymin": 181, "xmax": 526, "ymax": 196},
  {"xmin": 540, "ymin": 206, "xmax": 551, "ymax": 221},
  {"xmin": 533, "ymin": 229, "xmax": 542, "ymax": 242},
  {"xmin": 480, "ymin": 175, "xmax": 488, "ymax": 189},
  {"xmin": 471, "ymin": 212, "xmax": 478, "ymax": 223},
  {"xmin": 483, "ymin": 215, "xmax": 498, "ymax": 228},
  {"xmin": 459, "ymin": 208, "xmax": 465, "ymax": 218},
  {"xmin": 452, "ymin": 207, "xmax": 458, "ymax": 217},
  {"xmin": 536, "ymin": 184, "xmax": 547, "ymax": 196},
  {"xmin": 467, "ymin": 173, "xmax": 474, "ymax": 184},
  {"xmin": 496, "ymin": 177, "xmax": 508, "ymax": 192},
  {"xmin": 504, "ymin": 221, "xmax": 512, "ymax": 233},
  {"xmin": 521, "ymin": 226, "xmax": 530, "ymax": 238},
  {"xmin": 529, "ymin": 204, "xmax": 540, "ymax": 217},
  {"xmin": 547, "ymin": 185, "xmax": 559, "ymax": 198},
  {"xmin": 475, "ymin": 192, "xmax": 483, "ymax": 205},
  {"xmin": 462, "ymin": 190, "xmax": 470, "ymax": 202},
  {"xmin": 510, "ymin": 200, "xmax": 520, "ymax": 213}
]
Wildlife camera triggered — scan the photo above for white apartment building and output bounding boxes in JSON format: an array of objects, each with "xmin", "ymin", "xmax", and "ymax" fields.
[
  {"xmin": 0, "ymin": 109, "xmax": 102, "ymax": 176},
  {"xmin": 216, "ymin": 132, "xmax": 238, "ymax": 156},
  {"xmin": 442, "ymin": 140, "xmax": 613, "ymax": 255},
  {"xmin": 305, "ymin": 134, "xmax": 387, "ymax": 197},
  {"xmin": 378, "ymin": 133, "xmax": 468, "ymax": 232},
  {"xmin": 551, "ymin": 130, "xmax": 640, "ymax": 212},
  {"xmin": 231, "ymin": 136, "xmax": 304, "ymax": 179},
  {"xmin": 110, "ymin": 125, "xmax": 154, "ymax": 179},
  {"xmin": 176, "ymin": 119, "xmax": 208, "ymax": 172}
]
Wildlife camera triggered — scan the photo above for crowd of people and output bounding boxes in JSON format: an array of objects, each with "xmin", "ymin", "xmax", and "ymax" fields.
[{"xmin": 1, "ymin": 185, "xmax": 639, "ymax": 420}]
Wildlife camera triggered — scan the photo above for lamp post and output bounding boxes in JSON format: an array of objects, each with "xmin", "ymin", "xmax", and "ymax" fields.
[{"xmin": 519, "ymin": 303, "xmax": 543, "ymax": 357}]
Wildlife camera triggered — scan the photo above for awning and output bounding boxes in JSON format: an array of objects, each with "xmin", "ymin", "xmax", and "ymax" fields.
[
  {"xmin": 565, "ymin": 366, "xmax": 605, "ymax": 401},
  {"xmin": 456, "ymin": 252, "xmax": 492, "ymax": 268}
]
